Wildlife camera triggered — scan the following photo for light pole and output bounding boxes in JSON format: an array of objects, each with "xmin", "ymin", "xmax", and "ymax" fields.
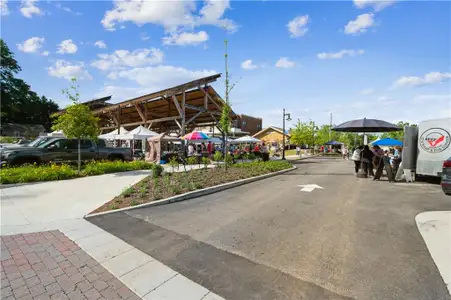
[{"xmin": 282, "ymin": 108, "xmax": 291, "ymax": 160}]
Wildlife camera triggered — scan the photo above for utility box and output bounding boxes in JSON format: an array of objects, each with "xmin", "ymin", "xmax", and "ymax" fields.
[
  {"xmin": 402, "ymin": 126, "xmax": 418, "ymax": 170},
  {"xmin": 416, "ymin": 118, "xmax": 451, "ymax": 177}
]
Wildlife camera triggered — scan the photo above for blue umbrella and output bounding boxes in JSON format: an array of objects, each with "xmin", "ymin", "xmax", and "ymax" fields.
[
  {"xmin": 324, "ymin": 140, "xmax": 343, "ymax": 146},
  {"xmin": 371, "ymin": 138, "xmax": 402, "ymax": 147}
]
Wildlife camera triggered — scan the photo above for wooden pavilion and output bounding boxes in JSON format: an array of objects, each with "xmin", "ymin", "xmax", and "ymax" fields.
[{"xmin": 91, "ymin": 74, "xmax": 234, "ymax": 138}]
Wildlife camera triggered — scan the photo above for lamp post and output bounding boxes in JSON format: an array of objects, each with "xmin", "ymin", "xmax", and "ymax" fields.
[{"xmin": 282, "ymin": 108, "xmax": 291, "ymax": 160}]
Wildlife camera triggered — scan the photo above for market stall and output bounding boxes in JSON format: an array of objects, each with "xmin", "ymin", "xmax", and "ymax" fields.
[{"xmin": 147, "ymin": 133, "xmax": 181, "ymax": 164}]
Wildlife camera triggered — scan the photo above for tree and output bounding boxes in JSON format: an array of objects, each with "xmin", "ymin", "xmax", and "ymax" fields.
[
  {"xmin": 1, "ymin": 39, "xmax": 59, "ymax": 130},
  {"xmin": 380, "ymin": 121, "xmax": 417, "ymax": 140},
  {"xmin": 51, "ymin": 78, "xmax": 99, "ymax": 172},
  {"xmin": 289, "ymin": 120, "xmax": 317, "ymax": 147}
]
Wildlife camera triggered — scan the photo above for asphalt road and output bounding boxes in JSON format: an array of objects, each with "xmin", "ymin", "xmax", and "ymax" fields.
[{"xmin": 88, "ymin": 157, "xmax": 451, "ymax": 300}]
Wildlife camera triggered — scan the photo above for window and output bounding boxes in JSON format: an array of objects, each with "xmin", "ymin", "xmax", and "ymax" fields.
[
  {"xmin": 51, "ymin": 139, "xmax": 77, "ymax": 150},
  {"xmin": 257, "ymin": 124, "xmax": 261, "ymax": 129},
  {"xmin": 242, "ymin": 120, "xmax": 247, "ymax": 127},
  {"xmin": 80, "ymin": 140, "xmax": 94, "ymax": 149}
]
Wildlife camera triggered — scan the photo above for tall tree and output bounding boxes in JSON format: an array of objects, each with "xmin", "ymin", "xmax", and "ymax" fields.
[
  {"xmin": 52, "ymin": 78, "xmax": 99, "ymax": 172},
  {"xmin": 380, "ymin": 121, "xmax": 416, "ymax": 140},
  {"xmin": 289, "ymin": 120, "xmax": 317, "ymax": 147},
  {"xmin": 1, "ymin": 39, "xmax": 59, "ymax": 131}
]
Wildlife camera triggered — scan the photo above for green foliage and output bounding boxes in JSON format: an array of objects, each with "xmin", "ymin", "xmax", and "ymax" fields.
[
  {"xmin": 120, "ymin": 186, "xmax": 134, "ymax": 198},
  {"xmin": 232, "ymin": 160, "xmax": 292, "ymax": 172},
  {"xmin": 224, "ymin": 154, "xmax": 233, "ymax": 166},
  {"xmin": 51, "ymin": 80, "xmax": 99, "ymax": 140},
  {"xmin": 187, "ymin": 156, "xmax": 197, "ymax": 165},
  {"xmin": 168, "ymin": 156, "xmax": 179, "ymax": 170},
  {"xmin": 380, "ymin": 121, "xmax": 416, "ymax": 140},
  {"xmin": 201, "ymin": 157, "xmax": 210, "ymax": 169},
  {"xmin": 0, "ymin": 136, "xmax": 20, "ymax": 143},
  {"xmin": 290, "ymin": 120, "xmax": 318, "ymax": 147},
  {"xmin": 138, "ymin": 184, "xmax": 148, "ymax": 197},
  {"xmin": 152, "ymin": 164, "xmax": 164, "ymax": 178},
  {"xmin": 213, "ymin": 151, "xmax": 223, "ymax": 161},
  {"xmin": 1, "ymin": 39, "xmax": 59, "ymax": 130},
  {"xmin": 82, "ymin": 160, "xmax": 153, "ymax": 176},
  {"xmin": 0, "ymin": 160, "xmax": 154, "ymax": 184}
]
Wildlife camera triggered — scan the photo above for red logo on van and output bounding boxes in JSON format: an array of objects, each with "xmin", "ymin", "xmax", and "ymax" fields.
[{"xmin": 420, "ymin": 128, "xmax": 451, "ymax": 153}]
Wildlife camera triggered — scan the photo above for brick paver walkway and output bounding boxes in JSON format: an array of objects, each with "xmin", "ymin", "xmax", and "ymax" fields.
[{"xmin": 1, "ymin": 230, "xmax": 140, "ymax": 300}]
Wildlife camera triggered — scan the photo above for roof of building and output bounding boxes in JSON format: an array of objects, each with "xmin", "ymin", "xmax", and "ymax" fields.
[
  {"xmin": 92, "ymin": 74, "xmax": 236, "ymax": 132},
  {"xmin": 252, "ymin": 126, "xmax": 290, "ymax": 138}
]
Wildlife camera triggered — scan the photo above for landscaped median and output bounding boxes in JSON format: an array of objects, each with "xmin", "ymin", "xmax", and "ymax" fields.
[
  {"xmin": 0, "ymin": 160, "xmax": 155, "ymax": 184},
  {"xmin": 89, "ymin": 160, "xmax": 294, "ymax": 214}
]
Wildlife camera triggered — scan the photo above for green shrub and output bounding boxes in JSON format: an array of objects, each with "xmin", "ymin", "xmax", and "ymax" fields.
[
  {"xmin": 187, "ymin": 156, "xmax": 197, "ymax": 165},
  {"xmin": 201, "ymin": 157, "xmax": 210, "ymax": 169},
  {"xmin": 0, "ymin": 136, "xmax": 20, "ymax": 144},
  {"xmin": 0, "ymin": 164, "xmax": 78, "ymax": 184},
  {"xmin": 224, "ymin": 154, "xmax": 233, "ymax": 166},
  {"xmin": 168, "ymin": 156, "xmax": 179, "ymax": 170},
  {"xmin": 213, "ymin": 151, "xmax": 223, "ymax": 161},
  {"xmin": 120, "ymin": 186, "xmax": 134, "ymax": 197},
  {"xmin": 82, "ymin": 160, "xmax": 153, "ymax": 176},
  {"xmin": 152, "ymin": 164, "xmax": 164, "ymax": 178}
]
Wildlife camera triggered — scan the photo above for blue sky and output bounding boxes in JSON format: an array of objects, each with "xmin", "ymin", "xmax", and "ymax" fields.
[{"xmin": 1, "ymin": 0, "xmax": 450, "ymax": 128}]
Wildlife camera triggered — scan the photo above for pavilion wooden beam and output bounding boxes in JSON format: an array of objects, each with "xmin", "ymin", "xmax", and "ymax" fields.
[
  {"xmin": 171, "ymin": 95, "xmax": 184, "ymax": 118},
  {"xmin": 200, "ymin": 87, "xmax": 221, "ymax": 111},
  {"xmin": 133, "ymin": 103, "xmax": 147, "ymax": 124},
  {"xmin": 174, "ymin": 119, "xmax": 182, "ymax": 129},
  {"xmin": 100, "ymin": 115, "xmax": 181, "ymax": 130},
  {"xmin": 117, "ymin": 107, "xmax": 121, "ymax": 133},
  {"xmin": 186, "ymin": 111, "xmax": 203, "ymax": 125}
]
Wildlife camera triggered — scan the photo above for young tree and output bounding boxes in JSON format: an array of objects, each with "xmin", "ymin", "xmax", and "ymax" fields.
[
  {"xmin": 219, "ymin": 40, "xmax": 233, "ymax": 169},
  {"xmin": 51, "ymin": 78, "xmax": 99, "ymax": 172}
]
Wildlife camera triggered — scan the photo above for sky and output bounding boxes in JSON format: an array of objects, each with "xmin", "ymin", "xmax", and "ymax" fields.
[{"xmin": 1, "ymin": 0, "xmax": 450, "ymax": 128}]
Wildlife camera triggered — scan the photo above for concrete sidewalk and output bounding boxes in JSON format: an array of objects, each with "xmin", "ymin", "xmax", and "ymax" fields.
[{"xmin": 1, "ymin": 167, "xmax": 224, "ymax": 300}]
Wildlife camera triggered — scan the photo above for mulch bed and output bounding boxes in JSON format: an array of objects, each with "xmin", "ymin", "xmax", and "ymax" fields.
[{"xmin": 90, "ymin": 165, "xmax": 288, "ymax": 214}]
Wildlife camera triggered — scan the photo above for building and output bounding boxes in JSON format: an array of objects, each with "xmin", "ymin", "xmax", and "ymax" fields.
[
  {"xmin": 0, "ymin": 123, "xmax": 46, "ymax": 138},
  {"xmin": 233, "ymin": 114, "xmax": 262, "ymax": 136},
  {"xmin": 253, "ymin": 126, "xmax": 290, "ymax": 145}
]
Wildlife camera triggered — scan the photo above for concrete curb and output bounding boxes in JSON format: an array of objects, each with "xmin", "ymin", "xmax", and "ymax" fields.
[{"xmin": 85, "ymin": 166, "xmax": 297, "ymax": 219}]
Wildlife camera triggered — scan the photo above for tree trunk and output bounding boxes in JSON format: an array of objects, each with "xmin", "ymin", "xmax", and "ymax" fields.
[{"xmin": 78, "ymin": 138, "xmax": 81, "ymax": 173}]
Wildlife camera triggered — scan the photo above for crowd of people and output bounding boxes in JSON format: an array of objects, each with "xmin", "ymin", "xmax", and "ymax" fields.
[
  {"xmin": 348, "ymin": 145, "xmax": 403, "ymax": 179},
  {"xmin": 186, "ymin": 141, "xmax": 271, "ymax": 161}
]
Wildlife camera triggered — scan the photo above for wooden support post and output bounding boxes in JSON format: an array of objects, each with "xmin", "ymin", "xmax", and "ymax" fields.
[
  {"xmin": 174, "ymin": 119, "xmax": 182, "ymax": 129},
  {"xmin": 117, "ymin": 107, "xmax": 121, "ymax": 133},
  {"xmin": 204, "ymin": 91, "xmax": 208, "ymax": 109},
  {"xmin": 181, "ymin": 90, "xmax": 186, "ymax": 154}
]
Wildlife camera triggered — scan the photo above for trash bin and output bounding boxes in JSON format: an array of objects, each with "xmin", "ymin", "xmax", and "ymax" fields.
[{"xmin": 262, "ymin": 153, "xmax": 269, "ymax": 162}]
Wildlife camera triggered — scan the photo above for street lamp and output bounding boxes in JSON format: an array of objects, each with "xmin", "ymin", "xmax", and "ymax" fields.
[{"xmin": 282, "ymin": 108, "xmax": 291, "ymax": 160}]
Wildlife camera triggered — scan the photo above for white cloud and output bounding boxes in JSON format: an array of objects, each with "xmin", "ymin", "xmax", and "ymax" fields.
[
  {"xmin": 94, "ymin": 40, "xmax": 107, "ymax": 49},
  {"xmin": 91, "ymin": 48, "xmax": 164, "ymax": 71},
  {"xmin": 47, "ymin": 60, "xmax": 92, "ymax": 81},
  {"xmin": 20, "ymin": 0, "xmax": 42, "ymax": 18},
  {"xmin": 162, "ymin": 31, "xmax": 208, "ymax": 46},
  {"xmin": 241, "ymin": 60, "xmax": 258, "ymax": 70},
  {"xmin": 317, "ymin": 49, "xmax": 364, "ymax": 59},
  {"xmin": 41, "ymin": 51, "xmax": 49, "ymax": 56},
  {"xmin": 101, "ymin": 0, "xmax": 236, "ymax": 32},
  {"xmin": 1, "ymin": 0, "xmax": 9, "ymax": 16},
  {"xmin": 275, "ymin": 57, "xmax": 295, "ymax": 68},
  {"xmin": 393, "ymin": 72, "xmax": 451, "ymax": 88},
  {"xmin": 57, "ymin": 39, "xmax": 78, "ymax": 54},
  {"xmin": 360, "ymin": 88, "xmax": 375, "ymax": 95},
  {"xmin": 94, "ymin": 85, "xmax": 148, "ymax": 103},
  {"xmin": 344, "ymin": 13, "xmax": 375, "ymax": 35},
  {"xmin": 287, "ymin": 15, "xmax": 309, "ymax": 38},
  {"xmin": 17, "ymin": 37, "xmax": 45, "ymax": 53},
  {"xmin": 353, "ymin": 0, "xmax": 396, "ymax": 11},
  {"xmin": 141, "ymin": 33, "xmax": 150, "ymax": 41},
  {"xmin": 55, "ymin": 2, "xmax": 82, "ymax": 15},
  {"xmin": 107, "ymin": 65, "xmax": 217, "ymax": 90}
]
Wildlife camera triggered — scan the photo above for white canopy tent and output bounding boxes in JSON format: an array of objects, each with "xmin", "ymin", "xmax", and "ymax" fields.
[
  {"xmin": 47, "ymin": 130, "xmax": 65, "ymax": 137},
  {"xmin": 115, "ymin": 125, "xmax": 159, "ymax": 140},
  {"xmin": 98, "ymin": 127, "xmax": 129, "ymax": 140},
  {"xmin": 229, "ymin": 135, "xmax": 261, "ymax": 144}
]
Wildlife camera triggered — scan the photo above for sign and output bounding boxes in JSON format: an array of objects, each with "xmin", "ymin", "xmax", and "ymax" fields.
[
  {"xmin": 419, "ymin": 128, "xmax": 451, "ymax": 154},
  {"xmin": 298, "ymin": 184, "xmax": 324, "ymax": 192}
]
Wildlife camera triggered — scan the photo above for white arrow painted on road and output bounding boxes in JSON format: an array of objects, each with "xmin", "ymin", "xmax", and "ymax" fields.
[{"xmin": 298, "ymin": 184, "xmax": 324, "ymax": 192}]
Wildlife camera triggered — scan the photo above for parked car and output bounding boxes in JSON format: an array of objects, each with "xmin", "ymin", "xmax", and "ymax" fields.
[
  {"xmin": 0, "ymin": 138, "xmax": 132, "ymax": 166},
  {"xmin": 441, "ymin": 157, "xmax": 451, "ymax": 195}
]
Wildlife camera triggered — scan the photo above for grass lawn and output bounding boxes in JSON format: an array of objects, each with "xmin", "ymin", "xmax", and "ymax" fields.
[{"xmin": 90, "ymin": 160, "xmax": 293, "ymax": 214}]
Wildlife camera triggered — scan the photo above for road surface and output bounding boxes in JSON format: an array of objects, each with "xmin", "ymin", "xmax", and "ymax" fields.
[{"xmin": 89, "ymin": 157, "xmax": 451, "ymax": 300}]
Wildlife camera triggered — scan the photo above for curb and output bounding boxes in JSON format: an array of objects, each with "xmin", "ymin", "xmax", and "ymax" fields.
[{"xmin": 85, "ymin": 166, "xmax": 297, "ymax": 218}]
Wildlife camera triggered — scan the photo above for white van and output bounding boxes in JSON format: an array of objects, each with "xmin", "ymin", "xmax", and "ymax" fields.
[{"xmin": 416, "ymin": 118, "xmax": 451, "ymax": 177}]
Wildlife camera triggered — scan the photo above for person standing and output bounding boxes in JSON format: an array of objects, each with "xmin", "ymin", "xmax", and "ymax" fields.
[
  {"xmin": 351, "ymin": 146, "xmax": 363, "ymax": 174},
  {"xmin": 187, "ymin": 143, "xmax": 195, "ymax": 157},
  {"xmin": 362, "ymin": 145, "xmax": 374, "ymax": 176},
  {"xmin": 207, "ymin": 141, "xmax": 213, "ymax": 156},
  {"xmin": 342, "ymin": 147, "xmax": 349, "ymax": 160}
]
